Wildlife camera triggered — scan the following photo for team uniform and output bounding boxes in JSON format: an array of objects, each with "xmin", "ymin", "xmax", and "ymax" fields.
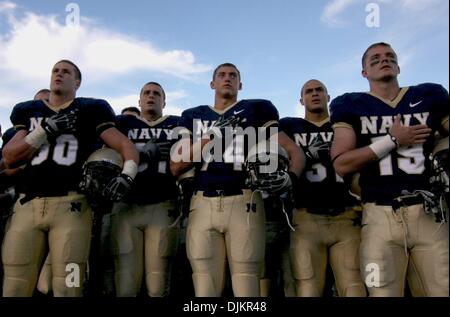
[
  {"xmin": 111, "ymin": 114, "xmax": 180, "ymax": 297},
  {"xmin": 1, "ymin": 98, "xmax": 115, "ymax": 297},
  {"xmin": 178, "ymin": 99, "xmax": 279, "ymax": 297},
  {"xmin": 280, "ymin": 117, "xmax": 366, "ymax": 297},
  {"xmin": 330, "ymin": 83, "xmax": 449, "ymax": 296}
]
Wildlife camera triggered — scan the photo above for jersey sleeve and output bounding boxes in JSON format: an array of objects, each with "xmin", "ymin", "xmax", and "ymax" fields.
[
  {"xmin": 169, "ymin": 116, "xmax": 183, "ymax": 143},
  {"xmin": 329, "ymin": 94, "xmax": 357, "ymax": 130},
  {"xmin": 255, "ymin": 100, "xmax": 279, "ymax": 128},
  {"xmin": 89, "ymin": 99, "xmax": 116, "ymax": 136},
  {"xmin": 432, "ymin": 84, "xmax": 449, "ymax": 131},
  {"xmin": 114, "ymin": 114, "xmax": 129, "ymax": 135},
  {"xmin": 177, "ymin": 108, "xmax": 195, "ymax": 136},
  {"xmin": 279, "ymin": 118, "xmax": 293, "ymax": 139},
  {"xmin": 1, "ymin": 128, "xmax": 17, "ymax": 147},
  {"xmin": 10, "ymin": 101, "xmax": 33, "ymax": 132}
]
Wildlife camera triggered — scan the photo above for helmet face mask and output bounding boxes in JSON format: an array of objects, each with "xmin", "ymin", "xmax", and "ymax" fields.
[{"xmin": 79, "ymin": 148, "xmax": 123, "ymax": 207}]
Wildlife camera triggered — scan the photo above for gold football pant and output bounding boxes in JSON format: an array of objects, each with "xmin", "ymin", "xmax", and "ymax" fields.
[
  {"xmin": 186, "ymin": 190, "xmax": 265, "ymax": 297},
  {"xmin": 360, "ymin": 203, "xmax": 449, "ymax": 297},
  {"xmin": 290, "ymin": 208, "xmax": 366, "ymax": 297},
  {"xmin": 110, "ymin": 200, "xmax": 180, "ymax": 297},
  {"xmin": 36, "ymin": 253, "xmax": 52, "ymax": 295},
  {"xmin": 2, "ymin": 193, "xmax": 92, "ymax": 297}
]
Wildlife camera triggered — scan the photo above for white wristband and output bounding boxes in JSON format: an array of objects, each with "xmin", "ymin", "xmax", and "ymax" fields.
[
  {"xmin": 122, "ymin": 160, "xmax": 138, "ymax": 179},
  {"xmin": 24, "ymin": 125, "xmax": 48, "ymax": 149},
  {"xmin": 369, "ymin": 135, "xmax": 397, "ymax": 159}
]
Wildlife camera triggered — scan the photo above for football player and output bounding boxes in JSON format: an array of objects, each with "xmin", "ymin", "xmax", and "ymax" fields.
[
  {"xmin": 1, "ymin": 60, "xmax": 139, "ymax": 297},
  {"xmin": 30, "ymin": 88, "xmax": 53, "ymax": 296},
  {"xmin": 330, "ymin": 42, "xmax": 449, "ymax": 297},
  {"xmin": 111, "ymin": 82, "xmax": 180, "ymax": 297},
  {"xmin": 170, "ymin": 63, "xmax": 304, "ymax": 297},
  {"xmin": 280, "ymin": 79, "xmax": 366, "ymax": 297}
]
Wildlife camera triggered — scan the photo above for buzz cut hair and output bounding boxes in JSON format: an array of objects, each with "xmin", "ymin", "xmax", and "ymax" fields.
[
  {"xmin": 33, "ymin": 88, "xmax": 51, "ymax": 100},
  {"xmin": 55, "ymin": 59, "xmax": 82, "ymax": 82},
  {"xmin": 121, "ymin": 106, "xmax": 141, "ymax": 116},
  {"xmin": 300, "ymin": 79, "xmax": 327, "ymax": 97},
  {"xmin": 362, "ymin": 42, "xmax": 392, "ymax": 69},
  {"xmin": 213, "ymin": 63, "xmax": 241, "ymax": 80},
  {"xmin": 140, "ymin": 81, "xmax": 166, "ymax": 100}
]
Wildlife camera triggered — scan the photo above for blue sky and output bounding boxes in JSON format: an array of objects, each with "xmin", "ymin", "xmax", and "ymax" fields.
[{"xmin": 0, "ymin": 0, "xmax": 448, "ymax": 133}]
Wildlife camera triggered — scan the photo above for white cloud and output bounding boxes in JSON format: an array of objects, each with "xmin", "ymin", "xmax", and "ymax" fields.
[
  {"xmin": 0, "ymin": 10, "xmax": 211, "ymax": 83},
  {"xmin": 0, "ymin": 1, "xmax": 210, "ymax": 131},
  {"xmin": 0, "ymin": 1, "xmax": 16, "ymax": 12},
  {"xmin": 295, "ymin": 102, "xmax": 305, "ymax": 119},
  {"xmin": 321, "ymin": 0, "xmax": 360, "ymax": 27}
]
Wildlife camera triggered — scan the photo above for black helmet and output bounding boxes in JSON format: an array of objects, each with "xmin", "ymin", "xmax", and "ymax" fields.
[
  {"xmin": 79, "ymin": 148, "xmax": 123, "ymax": 207},
  {"xmin": 245, "ymin": 141, "xmax": 291, "ymax": 194}
]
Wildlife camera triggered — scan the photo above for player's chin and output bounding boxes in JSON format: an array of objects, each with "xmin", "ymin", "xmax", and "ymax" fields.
[
  {"xmin": 220, "ymin": 90, "xmax": 237, "ymax": 99},
  {"xmin": 51, "ymin": 88, "xmax": 63, "ymax": 95},
  {"xmin": 379, "ymin": 74, "xmax": 397, "ymax": 82},
  {"xmin": 309, "ymin": 104, "xmax": 325, "ymax": 113}
]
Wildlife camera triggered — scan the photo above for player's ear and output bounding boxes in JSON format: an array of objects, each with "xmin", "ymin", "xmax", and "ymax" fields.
[
  {"xmin": 210, "ymin": 81, "xmax": 215, "ymax": 90},
  {"xmin": 327, "ymin": 94, "xmax": 331, "ymax": 102},
  {"xmin": 361, "ymin": 68, "xmax": 368, "ymax": 79},
  {"xmin": 398, "ymin": 65, "xmax": 401, "ymax": 74},
  {"xmin": 238, "ymin": 82, "xmax": 242, "ymax": 90},
  {"xmin": 75, "ymin": 80, "xmax": 81, "ymax": 91},
  {"xmin": 162, "ymin": 100, "xmax": 166, "ymax": 109},
  {"xmin": 300, "ymin": 98, "xmax": 305, "ymax": 106}
]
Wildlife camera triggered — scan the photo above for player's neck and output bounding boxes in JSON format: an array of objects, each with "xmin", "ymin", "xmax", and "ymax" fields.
[
  {"xmin": 369, "ymin": 80, "xmax": 401, "ymax": 101},
  {"xmin": 305, "ymin": 111, "xmax": 328, "ymax": 123},
  {"xmin": 142, "ymin": 111, "xmax": 162, "ymax": 122},
  {"xmin": 214, "ymin": 96, "xmax": 238, "ymax": 110},
  {"xmin": 49, "ymin": 93, "xmax": 75, "ymax": 108}
]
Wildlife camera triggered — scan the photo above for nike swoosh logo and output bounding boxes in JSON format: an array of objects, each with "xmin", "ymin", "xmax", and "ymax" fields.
[
  {"xmin": 233, "ymin": 109, "xmax": 244, "ymax": 115},
  {"xmin": 409, "ymin": 101, "xmax": 423, "ymax": 108}
]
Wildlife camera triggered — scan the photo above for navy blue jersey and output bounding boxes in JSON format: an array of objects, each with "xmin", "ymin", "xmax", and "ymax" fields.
[
  {"xmin": 115, "ymin": 114, "xmax": 180, "ymax": 204},
  {"xmin": 280, "ymin": 117, "xmax": 357, "ymax": 211},
  {"xmin": 10, "ymin": 98, "xmax": 115, "ymax": 196},
  {"xmin": 178, "ymin": 99, "xmax": 279, "ymax": 191},
  {"xmin": 330, "ymin": 83, "xmax": 449, "ymax": 204}
]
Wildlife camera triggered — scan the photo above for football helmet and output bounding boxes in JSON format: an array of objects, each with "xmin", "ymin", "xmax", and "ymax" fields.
[
  {"xmin": 79, "ymin": 147, "xmax": 123, "ymax": 207},
  {"xmin": 245, "ymin": 141, "xmax": 291, "ymax": 195},
  {"xmin": 429, "ymin": 136, "xmax": 449, "ymax": 221}
]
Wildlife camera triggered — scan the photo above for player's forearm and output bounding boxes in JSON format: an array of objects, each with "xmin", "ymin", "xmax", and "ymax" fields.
[
  {"xmin": 333, "ymin": 146, "xmax": 378, "ymax": 177},
  {"xmin": 170, "ymin": 138, "xmax": 209, "ymax": 177},
  {"xmin": 101, "ymin": 127, "xmax": 139, "ymax": 164},
  {"xmin": 272, "ymin": 131, "xmax": 305, "ymax": 177},
  {"xmin": 118, "ymin": 138, "xmax": 140, "ymax": 165},
  {"xmin": 2, "ymin": 131, "xmax": 38, "ymax": 168},
  {"xmin": 289, "ymin": 147, "xmax": 305, "ymax": 177},
  {"xmin": 170, "ymin": 160, "xmax": 194, "ymax": 178}
]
